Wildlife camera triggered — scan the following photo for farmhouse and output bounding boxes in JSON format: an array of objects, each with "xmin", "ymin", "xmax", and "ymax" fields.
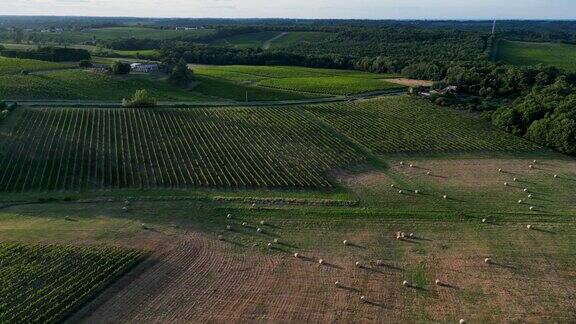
[{"xmin": 130, "ymin": 63, "xmax": 159, "ymax": 73}]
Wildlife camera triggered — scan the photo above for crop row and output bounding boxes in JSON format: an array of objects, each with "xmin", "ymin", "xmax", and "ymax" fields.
[
  {"xmin": 0, "ymin": 106, "xmax": 364, "ymax": 192},
  {"xmin": 0, "ymin": 243, "xmax": 145, "ymax": 323},
  {"xmin": 258, "ymin": 76, "xmax": 403, "ymax": 95},
  {"xmin": 305, "ymin": 97, "xmax": 538, "ymax": 153}
]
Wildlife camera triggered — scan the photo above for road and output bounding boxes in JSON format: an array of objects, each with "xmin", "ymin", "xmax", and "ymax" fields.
[{"xmin": 263, "ymin": 32, "xmax": 290, "ymax": 50}]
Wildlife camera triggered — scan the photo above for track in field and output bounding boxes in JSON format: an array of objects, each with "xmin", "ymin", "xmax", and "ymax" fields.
[{"xmin": 0, "ymin": 107, "xmax": 364, "ymax": 192}]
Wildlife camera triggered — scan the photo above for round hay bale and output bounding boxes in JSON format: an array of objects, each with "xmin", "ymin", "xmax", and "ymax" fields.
[
  {"xmin": 527, "ymin": 224, "xmax": 532, "ymax": 229},
  {"xmin": 426, "ymin": 171, "xmax": 431, "ymax": 176},
  {"xmin": 398, "ymin": 190, "xmax": 403, "ymax": 194},
  {"xmin": 251, "ymin": 203, "xmax": 256, "ymax": 208},
  {"xmin": 533, "ymin": 159, "xmax": 538, "ymax": 164},
  {"xmin": 218, "ymin": 235, "xmax": 224, "ymax": 241},
  {"xmin": 360, "ymin": 296, "xmax": 367, "ymax": 303},
  {"xmin": 414, "ymin": 190, "xmax": 420, "ymax": 194},
  {"xmin": 260, "ymin": 220, "xmax": 266, "ymax": 225},
  {"xmin": 482, "ymin": 218, "xmax": 487, "ymax": 223},
  {"xmin": 402, "ymin": 280, "xmax": 409, "ymax": 287},
  {"xmin": 435, "ymin": 279, "xmax": 441, "ymax": 285},
  {"xmin": 554, "ymin": 174, "xmax": 558, "ymax": 178},
  {"xmin": 443, "ymin": 195, "xmax": 448, "ymax": 200},
  {"xmin": 529, "ymin": 165, "xmax": 534, "ymax": 169},
  {"xmin": 273, "ymin": 238, "xmax": 279, "ymax": 243},
  {"xmin": 528, "ymin": 194, "xmax": 533, "ymax": 198},
  {"xmin": 355, "ymin": 261, "xmax": 362, "ymax": 268},
  {"xmin": 257, "ymin": 228, "xmax": 262, "ymax": 233},
  {"xmin": 523, "ymin": 188, "xmax": 529, "ymax": 192},
  {"xmin": 498, "ymin": 168, "xmax": 503, "ymax": 172},
  {"xmin": 242, "ymin": 222, "xmax": 248, "ymax": 227},
  {"xmin": 390, "ymin": 184, "xmax": 395, "ymax": 188},
  {"xmin": 518, "ymin": 199, "xmax": 523, "ymax": 204},
  {"xmin": 267, "ymin": 243, "xmax": 273, "ymax": 248},
  {"xmin": 484, "ymin": 257, "xmax": 491, "ymax": 264},
  {"xmin": 409, "ymin": 233, "xmax": 414, "ymax": 238},
  {"xmin": 401, "ymin": 232, "xmax": 406, "ymax": 238},
  {"xmin": 376, "ymin": 260, "xmax": 384, "ymax": 266},
  {"xmin": 409, "ymin": 164, "xmax": 414, "ymax": 168},
  {"xmin": 319, "ymin": 259, "xmax": 324, "ymax": 265},
  {"xmin": 294, "ymin": 253, "xmax": 300, "ymax": 258},
  {"xmin": 460, "ymin": 319, "xmax": 466, "ymax": 324},
  {"xmin": 227, "ymin": 213, "xmax": 232, "ymax": 219},
  {"xmin": 529, "ymin": 206, "xmax": 535, "ymax": 211},
  {"xmin": 513, "ymin": 178, "xmax": 518, "ymax": 182},
  {"xmin": 335, "ymin": 281, "xmax": 340, "ymax": 287},
  {"xmin": 124, "ymin": 200, "xmax": 130, "ymax": 205},
  {"xmin": 400, "ymin": 161, "xmax": 404, "ymax": 166},
  {"xmin": 343, "ymin": 240, "xmax": 349, "ymax": 245},
  {"xmin": 504, "ymin": 182, "xmax": 508, "ymax": 186}
]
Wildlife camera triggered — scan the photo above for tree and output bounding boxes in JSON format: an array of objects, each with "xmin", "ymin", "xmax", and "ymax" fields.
[
  {"xmin": 167, "ymin": 59, "xmax": 194, "ymax": 87},
  {"xmin": 122, "ymin": 90, "xmax": 157, "ymax": 108},
  {"xmin": 111, "ymin": 61, "xmax": 131, "ymax": 75}
]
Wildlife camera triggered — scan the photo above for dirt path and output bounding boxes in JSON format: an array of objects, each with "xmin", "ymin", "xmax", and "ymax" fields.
[{"xmin": 263, "ymin": 32, "xmax": 290, "ymax": 50}]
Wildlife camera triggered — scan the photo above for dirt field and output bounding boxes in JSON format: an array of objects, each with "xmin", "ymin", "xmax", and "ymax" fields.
[{"xmin": 384, "ymin": 78, "xmax": 434, "ymax": 87}]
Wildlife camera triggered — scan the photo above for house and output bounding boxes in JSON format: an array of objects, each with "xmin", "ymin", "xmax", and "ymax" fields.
[{"xmin": 130, "ymin": 63, "xmax": 159, "ymax": 73}]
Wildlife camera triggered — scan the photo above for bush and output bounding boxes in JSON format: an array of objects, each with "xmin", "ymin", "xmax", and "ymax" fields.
[
  {"xmin": 167, "ymin": 59, "xmax": 194, "ymax": 87},
  {"xmin": 122, "ymin": 89, "xmax": 158, "ymax": 108},
  {"xmin": 111, "ymin": 62, "xmax": 131, "ymax": 75},
  {"xmin": 79, "ymin": 60, "xmax": 93, "ymax": 68}
]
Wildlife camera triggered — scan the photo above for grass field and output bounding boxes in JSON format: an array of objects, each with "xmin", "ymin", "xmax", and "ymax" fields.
[
  {"xmin": 0, "ymin": 243, "xmax": 145, "ymax": 323},
  {"xmin": 212, "ymin": 31, "xmax": 282, "ymax": 48},
  {"xmin": 306, "ymin": 97, "xmax": 538, "ymax": 154},
  {"xmin": 496, "ymin": 40, "xmax": 576, "ymax": 72},
  {"xmin": 0, "ymin": 70, "xmax": 207, "ymax": 101},
  {"xmin": 0, "ymin": 56, "xmax": 70, "ymax": 75},
  {"xmin": 194, "ymin": 65, "xmax": 401, "ymax": 96},
  {"xmin": 267, "ymin": 32, "xmax": 334, "ymax": 49},
  {"xmin": 0, "ymin": 106, "xmax": 364, "ymax": 191},
  {"xmin": 31, "ymin": 27, "xmax": 215, "ymax": 44}
]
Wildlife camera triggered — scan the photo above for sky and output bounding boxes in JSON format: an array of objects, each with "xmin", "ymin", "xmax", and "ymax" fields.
[{"xmin": 1, "ymin": 0, "xmax": 575, "ymax": 19}]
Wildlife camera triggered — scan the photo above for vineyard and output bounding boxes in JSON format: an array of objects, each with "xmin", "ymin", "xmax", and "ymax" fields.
[
  {"xmin": 0, "ymin": 243, "xmax": 145, "ymax": 323},
  {"xmin": 0, "ymin": 57, "xmax": 69, "ymax": 75},
  {"xmin": 0, "ymin": 70, "xmax": 207, "ymax": 101},
  {"xmin": 496, "ymin": 40, "xmax": 576, "ymax": 72},
  {"xmin": 0, "ymin": 106, "xmax": 363, "ymax": 192},
  {"xmin": 306, "ymin": 97, "xmax": 539, "ymax": 153},
  {"xmin": 193, "ymin": 75, "xmax": 321, "ymax": 101},
  {"xmin": 258, "ymin": 76, "xmax": 403, "ymax": 95}
]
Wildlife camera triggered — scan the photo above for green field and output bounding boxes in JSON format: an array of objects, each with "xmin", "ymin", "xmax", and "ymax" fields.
[
  {"xmin": 194, "ymin": 65, "xmax": 401, "ymax": 96},
  {"xmin": 212, "ymin": 31, "xmax": 282, "ymax": 48},
  {"xmin": 306, "ymin": 97, "xmax": 538, "ymax": 153},
  {"xmin": 0, "ymin": 243, "xmax": 145, "ymax": 323},
  {"xmin": 267, "ymin": 32, "xmax": 334, "ymax": 49},
  {"xmin": 30, "ymin": 27, "xmax": 215, "ymax": 44},
  {"xmin": 0, "ymin": 70, "xmax": 207, "ymax": 101},
  {"xmin": 0, "ymin": 57, "xmax": 70, "ymax": 75},
  {"xmin": 496, "ymin": 40, "xmax": 576, "ymax": 72},
  {"xmin": 0, "ymin": 106, "xmax": 363, "ymax": 192}
]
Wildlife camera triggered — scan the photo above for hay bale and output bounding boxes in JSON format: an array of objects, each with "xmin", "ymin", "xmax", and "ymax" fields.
[
  {"xmin": 398, "ymin": 190, "xmax": 404, "ymax": 194},
  {"xmin": 335, "ymin": 281, "xmax": 341, "ymax": 287},
  {"xmin": 267, "ymin": 243, "xmax": 273, "ymax": 248},
  {"xmin": 218, "ymin": 235, "xmax": 224, "ymax": 241},
  {"xmin": 124, "ymin": 200, "xmax": 130, "ymax": 205},
  {"xmin": 460, "ymin": 319, "xmax": 466, "ymax": 324},
  {"xmin": 402, "ymin": 280, "xmax": 409, "ymax": 287},
  {"xmin": 376, "ymin": 260, "xmax": 384, "ymax": 266},
  {"xmin": 360, "ymin": 296, "xmax": 367, "ymax": 303},
  {"xmin": 227, "ymin": 214, "xmax": 232, "ymax": 219},
  {"xmin": 343, "ymin": 240, "xmax": 349, "ymax": 245},
  {"xmin": 529, "ymin": 165, "xmax": 534, "ymax": 169},
  {"xmin": 533, "ymin": 159, "xmax": 538, "ymax": 164},
  {"xmin": 426, "ymin": 171, "xmax": 431, "ymax": 176},
  {"xmin": 400, "ymin": 161, "xmax": 404, "ymax": 166},
  {"xmin": 242, "ymin": 222, "xmax": 248, "ymax": 227},
  {"xmin": 260, "ymin": 220, "xmax": 266, "ymax": 225},
  {"xmin": 504, "ymin": 182, "xmax": 509, "ymax": 186},
  {"xmin": 319, "ymin": 259, "xmax": 325, "ymax": 265},
  {"xmin": 482, "ymin": 218, "xmax": 487, "ymax": 223},
  {"xmin": 498, "ymin": 168, "xmax": 502, "ymax": 172},
  {"xmin": 409, "ymin": 164, "xmax": 414, "ymax": 168},
  {"xmin": 484, "ymin": 258, "xmax": 491, "ymax": 264},
  {"xmin": 435, "ymin": 279, "xmax": 441, "ymax": 285},
  {"xmin": 294, "ymin": 253, "xmax": 300, "ymax": 258},
  {"xmin": 529, "ymin": 206, "xmax": 535, "ymax": 211},
  {"xmin": 518, "ymin": 199, "xmax": 523, "ymax": 204},
  {"xmin": 390, "ymin": 184, "xmax": 396, "ymax": 188},
  {"xmin": 528, "ymin": 194, "xmax": 533, "ymax": 198},
  {"xmin": 523, "ymin": 188, "xmax": 529, "ymax": 192},
  {"xmin": 414, "ymin": 190, "xmax": 420, "ymax": 194},
  {"xmin": 443, "ymin": 195, "xmax": 448, "ymax": 200},
  {"xmin": 257, "ymin": 228, "xmax": 262, "ymax": 233},
  {"xmin": 527, "ymin": 224, "xmax": 532, "ymax": 230},
  {"xmin": 513, "ymin": 178, "xmax": 518, "ymax": 182},
  {"xmin": 554, "ymin": 174, "xmax": 558, "ymax": 178},
  {"xmin": 355, "ymin": 261, "xmax": 362, "ymax": 268},
  {"xmin": 409, "ymin": 233, "xmax": 414, "ymax": 238},
  {"xmin": 273, "ymin": 238, "xmax": 279, "ymax": 243}
]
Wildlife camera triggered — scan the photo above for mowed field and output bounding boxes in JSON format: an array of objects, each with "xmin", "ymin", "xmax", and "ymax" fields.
[
  {"xmin": 496, "ymin": 39, "xmax": 576, "ymax": 72},
  {"xmin": 0, "ymin": 56, "xmax": 71, "ymax": 75},
  {"xmin": 195, "ymin": 65, "xmax": 403, "ymax": 96}
]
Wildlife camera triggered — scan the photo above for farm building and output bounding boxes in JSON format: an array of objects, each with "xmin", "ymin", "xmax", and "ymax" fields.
[{"xmin": 130, "ymin": 63, "xmax": 159, "ymax": 73}]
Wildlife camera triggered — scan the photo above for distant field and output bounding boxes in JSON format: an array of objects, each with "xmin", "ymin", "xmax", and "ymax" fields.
[
  {"xmin": 113, "ymin": 49, "xmax": 160, "ymax": 59},
  {"xmin": 194, "ymin": 65, "xmax": 401, "ymax": 96},
  {"xmin": 0, "ymin": 107, "xmax": 363, "ymax": 191},
  {"xmin": 268, "ymin": 32, "xmax": 333, "ymax": 49},
  {"xmin": 0, "ymin": 243, "xmax": 144, "ymax": 323},
  {"xmin": 0, "ymin": 56, "xmax": 70, "ymax": 75},
  {"xmin": 212, "ymin": 31, "xmax": 282, "ymax": 49},
  {"xmin": 31, "ymin": 27, "xmax": 215, "ymax": 44},
  {"xmin": 306, "ymin": 97, "xmax": 538, "ymax": 154},
  {"xmin": 496, "ymin": 40, "xmax": 576, "ymax": 72},
  {"xmin": 0, "ymin": 70, "xmax": 206, "ymax": 101},
  {"xmin": 193, "ymin": 75, "xmax": 322, "ymax": 101}
]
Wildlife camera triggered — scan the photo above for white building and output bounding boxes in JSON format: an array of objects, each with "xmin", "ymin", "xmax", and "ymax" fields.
[{"xmin": 130, "ymin": 63, "xmax": 159, "ymax": 73}]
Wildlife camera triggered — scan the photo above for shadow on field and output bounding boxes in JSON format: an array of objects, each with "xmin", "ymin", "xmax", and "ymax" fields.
[
  {"xmin": 493, "ymin": 262, "xmax": 517, "ymax": 270},
  {"xmin": 533, "ymin": 227, "xmax": 557, "ymax": 235},
  {"xmin": 378, "ymin": 263, "xmax": 405, "ymax": 272},
  {"xmin": 339, "ymin": 285, "xmax": 360, "ymax": 293},
  {"xmin": 365, "ymin": 300, "xmax": 386, "ymax": 308},
  {"xmin": 349, "ymin": 243, "xmax": 367, "ymax": 250},
  {"xmin": 438, "ymin": 282, "xmax": 460, "ymax": 290},
  {"xmin": 322, "ymin": 261, "xmax": 344, "ymax": 270}
]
